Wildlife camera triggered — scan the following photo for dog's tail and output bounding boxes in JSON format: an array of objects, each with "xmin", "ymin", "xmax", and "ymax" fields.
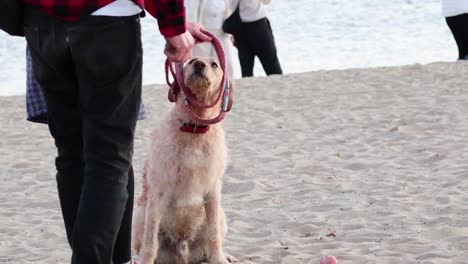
[{"xmin": 136, "ymin": 160, "xmax": 149, "ymax": 207}]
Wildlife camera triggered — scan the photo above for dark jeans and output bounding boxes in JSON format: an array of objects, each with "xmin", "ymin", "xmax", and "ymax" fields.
[
  {"xmin": 446, "ymin": 13, "xmax": 468, "ymax": 60},
  {"xmin": 234, "ymin": 17, "xmax": 283, "ymax": 77},
  {"xmin": 23, "ymin": 6, "xmax": 142, "ymax": 264},
  {"xmin": 50, "ymin": 120, "xmax": 134, "ymax": 264}
]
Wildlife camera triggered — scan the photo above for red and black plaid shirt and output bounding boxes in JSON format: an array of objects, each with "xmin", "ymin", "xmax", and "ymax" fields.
[{"xmin": 21, "ymin": 0, "xmax": 186, "ymax": 37}]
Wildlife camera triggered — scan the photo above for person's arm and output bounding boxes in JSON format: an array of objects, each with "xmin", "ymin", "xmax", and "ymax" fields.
[
  {"xmin": 144, "ymin": 0, "xmax": 186, "ymax": 38},
  {"xmin": 165, "ymin": 22, "xmax": 211, "ymax": 62},
  {"xmin": 145, "ymin": 0, "xmax": 211, "ymax": 62}
]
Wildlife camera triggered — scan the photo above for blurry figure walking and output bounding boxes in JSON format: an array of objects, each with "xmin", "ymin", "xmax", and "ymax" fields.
[
  {"xmin": 228, "ymin": 0, "xmax": 283, "ymax": 77},
  {"xmin": 442, "ymin": 0, "xmax": 468, "ymax": 60},
  {"xmin": 186, "ymin": 0, "xmax": 236, "ymax": 78}
]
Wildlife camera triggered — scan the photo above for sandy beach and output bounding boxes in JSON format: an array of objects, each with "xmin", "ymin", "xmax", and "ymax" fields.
[{"xmin": 1, "ymin": 62, "xmax": 467, "ymax": 263}]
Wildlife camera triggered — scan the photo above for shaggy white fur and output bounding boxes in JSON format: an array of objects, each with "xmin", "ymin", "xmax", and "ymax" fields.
[{"xmin": 132, "ymin": 57, "xmax": 235, "ymax": 264}]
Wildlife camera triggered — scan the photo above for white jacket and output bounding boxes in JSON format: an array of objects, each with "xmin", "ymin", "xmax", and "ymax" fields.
[
  {"xmin": 228, "ymin": 0, "xmax": 271, "ymax": 23},
  {"xmin": 185, "ymin": 0, "xmax": 236, "ymax": 78},
  {"xmin": 186, "ymin": 0, "xmax": 230, "ymax": 32},
  {"xmin": 441, "ymin": 0, "xmax": 468, "ymax": 17}
]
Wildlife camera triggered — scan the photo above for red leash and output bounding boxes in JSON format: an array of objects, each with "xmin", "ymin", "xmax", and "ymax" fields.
[{"xmin": 165, "ymin": 29, "xmax": 231, "ymax": 125}]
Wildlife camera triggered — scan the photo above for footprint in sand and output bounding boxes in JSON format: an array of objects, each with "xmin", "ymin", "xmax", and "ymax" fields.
[{"xmin": 388, "ymin": 124, "xmax": 424, "ymax": 135}]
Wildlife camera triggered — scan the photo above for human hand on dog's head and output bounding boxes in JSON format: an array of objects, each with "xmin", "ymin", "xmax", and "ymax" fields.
[
  {"xmin": 164, "ymin": 23, "xmax": 212, "ymax": 63},
  {"xmin": 164, "ymin": 31, "xmax": 195, "ymax": 63},
  {"xmin": 187, "ymin": 22, "xmax": 212, "ymax": 44}
]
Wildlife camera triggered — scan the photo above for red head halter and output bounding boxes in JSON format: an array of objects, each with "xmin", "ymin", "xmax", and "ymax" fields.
[{"xmin": 165, "ymin": 29, "xmax": 231, "ymax": 125}]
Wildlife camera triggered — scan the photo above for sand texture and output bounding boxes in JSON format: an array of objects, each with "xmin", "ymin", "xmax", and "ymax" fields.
[{"xmin": 1, "ymin": 62, "xmax": 467, "ymax": 263}]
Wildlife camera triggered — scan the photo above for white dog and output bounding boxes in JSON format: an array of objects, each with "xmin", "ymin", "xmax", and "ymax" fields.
[{"xmin": 132, "ymin": 57, "xmax": 235, "ymax": 264}]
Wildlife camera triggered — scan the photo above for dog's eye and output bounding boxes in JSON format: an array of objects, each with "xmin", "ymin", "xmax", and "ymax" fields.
[{"xmin": 211, "ymin": 62, "xmax": 218, "ymax": 68}]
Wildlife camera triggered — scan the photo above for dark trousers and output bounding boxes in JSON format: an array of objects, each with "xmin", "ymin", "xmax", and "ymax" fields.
[
  {"xmin": 50, "ymin": 120, "xmax": 134, "ymax": 264},
  {"xmin": 234, "ymin": 18, "xmax": 283, "ymax": 77},
  {"xmin": 23, "ymin": 7, "xmax": 142, "ymax": 264},
  {"xmin": 446, "ymin": 13, "xmax": 468, "ymax": 60}
]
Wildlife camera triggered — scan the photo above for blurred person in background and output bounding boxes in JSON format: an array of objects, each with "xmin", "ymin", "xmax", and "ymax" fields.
[
  {"xmin": 442, "ymin": 0, "xmax": 468, "ymax": 60},
  {"xmin": 229, "ymin": 0, "xmax": 283, "ymax": 77},
  {"xmin": 186, "ymin": 0, "xmax": 236, "ymax": 78}
]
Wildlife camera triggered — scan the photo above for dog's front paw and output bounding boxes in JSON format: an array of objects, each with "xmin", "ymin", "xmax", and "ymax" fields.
[
  {"xmin": 209, "ymin": 254, "xmax": 231, "ymax": 264},
  {"xmin": 140, "ymin": 257, "xmax": 154, "ymax": 264},
  {"xmin": 209, "ymin": 260, "xmax": 229, "ymax": 264},
  {"xmin": 132, "ymin": 241, "xmax": 141, "ymax": 257},
  {"xmin": 225, "ymin": 254, "xmax": 238, "ymax": 263},
  {"xmin": 140, "ymin": 251, "xmax": 157, "ymax": 264}
]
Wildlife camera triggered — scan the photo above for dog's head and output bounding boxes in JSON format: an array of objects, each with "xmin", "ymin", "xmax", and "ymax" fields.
[{"xmin": 181, "ymin": 57, "xmax": 234, "ymax": 111}]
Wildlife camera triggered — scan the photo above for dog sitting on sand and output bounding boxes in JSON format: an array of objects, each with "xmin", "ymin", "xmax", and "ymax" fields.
[{"xmin": 132, "ymin": 57, "xmax": 235, "ymax": 264}]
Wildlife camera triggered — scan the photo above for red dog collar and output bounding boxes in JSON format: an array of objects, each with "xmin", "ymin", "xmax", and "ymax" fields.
[{"xmin": 179, "ymin": 123, "xmax": 210, "ymax": 134}]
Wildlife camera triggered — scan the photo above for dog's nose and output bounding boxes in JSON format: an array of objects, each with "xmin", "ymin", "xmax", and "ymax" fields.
[{"xmin": 194, "ymin": 61, "xmax": 206, "ymax": 72}]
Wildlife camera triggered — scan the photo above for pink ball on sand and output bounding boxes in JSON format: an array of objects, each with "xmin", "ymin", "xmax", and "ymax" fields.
[{"xmin": 320, "ymin": 255, "xmax": 338, "ymax": 264}]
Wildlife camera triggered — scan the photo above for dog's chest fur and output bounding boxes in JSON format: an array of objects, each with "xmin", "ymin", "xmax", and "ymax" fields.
[{"xmin": 150, "ymin": 123, "xmax": 227, "ymax": 241}]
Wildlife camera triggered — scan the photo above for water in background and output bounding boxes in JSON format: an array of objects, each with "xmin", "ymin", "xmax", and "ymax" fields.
[{"xmin": 0, "ymin": 0, "xmax": 456, "ymax": 96}]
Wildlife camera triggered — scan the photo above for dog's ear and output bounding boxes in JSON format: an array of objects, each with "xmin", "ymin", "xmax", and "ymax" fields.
[{"xmin": 227, "ymin": 80, "xmax": 234, "ymax": 112}]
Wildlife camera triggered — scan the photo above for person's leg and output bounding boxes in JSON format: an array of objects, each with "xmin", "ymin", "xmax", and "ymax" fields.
[
  {"xmin": 234, "ymin": 33, "xmax": 255, "ymax": 77},
  {"xmin": 67, "ymin": 15, "xmax": 142, "ymax": 264},
  {"xmin": 24, "ymin": 8, "xmax": 141, "ymax": 263},
  {"xmin": 24, "ymin": 8, "xmax": 84, "ymax": 246},
  {"xmin": 28, "ymin": 44, "xmax": 136, "ymax": 264},
  {"xmin": 113, "ymin": 166, "xmax": 135, "ymax": 264},
  {"xmin": 245, "ymin": 18, "xmax": 283, "ymax": 75},
  {"xmin": 446, "ymin": 13, "xmax": 468, "ymax": 60}
]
